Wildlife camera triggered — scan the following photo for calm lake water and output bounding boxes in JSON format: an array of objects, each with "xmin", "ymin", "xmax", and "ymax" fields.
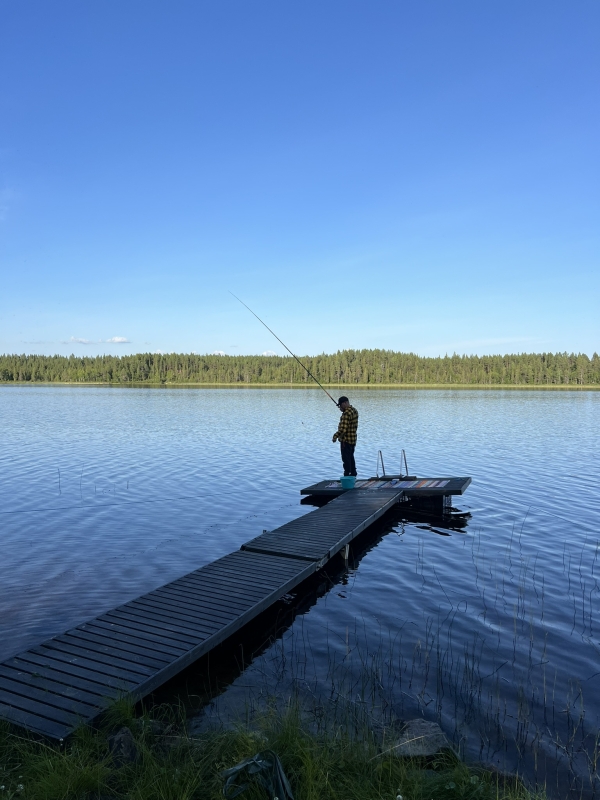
[{"xmin": 1, "ymin": 386, "xmax": 599, "ymax": 795}]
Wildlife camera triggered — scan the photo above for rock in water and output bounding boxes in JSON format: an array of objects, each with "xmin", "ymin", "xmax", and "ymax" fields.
[{"xmin": 389, "ymin": 719, "xmax": 451, "ymax": 757}]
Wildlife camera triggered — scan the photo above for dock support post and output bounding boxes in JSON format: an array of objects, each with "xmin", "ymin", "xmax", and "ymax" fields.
[{"xmin": 342, "ymin": 544, "xmax": 349, "ymax": 564}]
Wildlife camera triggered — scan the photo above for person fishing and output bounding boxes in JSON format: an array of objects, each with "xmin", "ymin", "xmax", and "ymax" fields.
[
  {"xmin": 332, "ymin": 396, "xmax": 358, "ymax": 477},
  {"xmin": 230, "ymin": 294, "xmax": 360, "ymax": 475}
]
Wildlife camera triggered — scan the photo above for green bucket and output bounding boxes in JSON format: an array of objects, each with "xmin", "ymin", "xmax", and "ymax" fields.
[{"xmin": 340, "ymin": 476, "xmax": 356, "ymax": 489}]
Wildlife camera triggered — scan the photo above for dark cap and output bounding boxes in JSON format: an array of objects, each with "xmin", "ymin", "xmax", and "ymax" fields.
[{"xmin": 337, "ymin": 396, "xmax": 349, "ymax": 406}]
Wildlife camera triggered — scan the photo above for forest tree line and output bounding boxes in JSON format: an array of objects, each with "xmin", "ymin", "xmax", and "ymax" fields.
[{"xmin": 1, "ymin": 350, "xmax": 599, "ymax": 385}]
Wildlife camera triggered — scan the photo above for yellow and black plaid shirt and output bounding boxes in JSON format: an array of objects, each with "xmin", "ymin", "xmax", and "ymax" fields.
[{"xmin": 335, "ymin": 405, "xmax": 358, "ymax": 445}]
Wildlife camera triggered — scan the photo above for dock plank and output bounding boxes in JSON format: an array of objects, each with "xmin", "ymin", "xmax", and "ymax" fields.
[
  {"xmin": 102, "ymin": 610, "xmax": 203, "ymax": 644},
  {"xmin": 175, "ymin": 570, "xmax": 289, "ymax": 594},
  {"xmin": 150, "ymin": 587, "xmax": 238, "ymax": 620},
  {"xmin": 144, "ymin": 593, "xmax": 245, "ymax": 623},
  {"xmin": 6, "ymin": 653, "xmax": 133, "ymax": 694},
  {"xmin": 0, "ymin": 687, "xmax": 87, "ymax": 729},
  {"xmin": 3, "ymin": 650, "xmax": 132, "ymax": 693},
  {"xmin": 62, "ymin": 630, "xmax": 174, "ymax": 666},
  {"xmin": 172, "ymin": 577, "xmax": 280, "ymax": 606},
  {"xmin": 56, "ymin": 633, "xmax": 171, "ymax": 671},
  {"xmin": 119, "ymin": 600, "xmax": 223, "ymax": 634},
  {"xmin": 142, "ymin": 581, "xmax": 265, "ymax": 609},
  {"xmin": 129, "ymin": 597, "xmax": 233, "ymax": 628},
  {"xmin": 32, "ymin": 645, "xmax": 150, "ymax": 683},
  {"xmin": 0, "ymin": 701, "xmax": 73, "ymax": 740},
  {"xmin": 0, "ymin": 675, "xmax": 97, "ymax": 717},
  {"xmin": 39, "ymin": 640, "xmax": 155, "ymax": 676},
  {"xmin": 0, "ymin": 665, "xmax": 110, "ymax": 706},
  {"xmin": 81, "ymin": 620, "xmax": 189, "ymax": 655}
]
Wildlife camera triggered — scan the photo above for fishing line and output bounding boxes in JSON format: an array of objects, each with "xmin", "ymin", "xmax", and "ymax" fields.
[{"xmin": 229, "ymin": 292, "xmax": 339, "ymax": 407}]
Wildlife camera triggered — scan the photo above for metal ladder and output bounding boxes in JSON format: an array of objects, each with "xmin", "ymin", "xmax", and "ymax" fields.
[{"xmin": 375, "ymin": 449, "xmax": 409, "ymax": 478}]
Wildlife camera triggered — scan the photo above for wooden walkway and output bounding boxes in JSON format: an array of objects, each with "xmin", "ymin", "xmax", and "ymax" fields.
[
  {"xmin": 0, "ymin": 488, "xmax": 403, "ymax": 740},
  {"xmin": 243, "ymin": 489, "xmax": 402, "ymax": 564}
]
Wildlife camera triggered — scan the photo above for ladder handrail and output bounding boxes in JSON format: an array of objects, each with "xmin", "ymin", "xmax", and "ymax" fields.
[
  {"xmin": 400, "ymin": 449, "xmax": 409, "ymax": 477},
  {"xmin": 376, "ymin": 450, "xmax": 386, "ymax": 478}
]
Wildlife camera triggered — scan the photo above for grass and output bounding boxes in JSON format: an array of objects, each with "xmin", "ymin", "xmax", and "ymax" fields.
[{"xmin": 0, "ymin": 699, "xmax": 542, "ymax": 800}]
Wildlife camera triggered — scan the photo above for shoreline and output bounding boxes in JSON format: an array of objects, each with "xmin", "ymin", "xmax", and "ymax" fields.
[
  {"xmin": 1, "ymin": 381, "xmax": 599, "ymax": 390},
  {"xmin": 0, "ymin": 699, "xmax": 538, "ymax": 800}
]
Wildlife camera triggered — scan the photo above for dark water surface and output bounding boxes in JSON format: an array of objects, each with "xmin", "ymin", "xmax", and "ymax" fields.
[{"xmin": 1, "ymin": 386, "xmax": 599, "ymax": 795}]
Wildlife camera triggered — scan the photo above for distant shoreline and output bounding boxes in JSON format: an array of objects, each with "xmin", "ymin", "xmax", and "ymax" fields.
[
  {"xmin": 3, "ymin": 350, "xmax": 598, "ymax": 387},
  {"xmin": 1, "ymin": 381, "xmax": 599, "ymax": 390}
]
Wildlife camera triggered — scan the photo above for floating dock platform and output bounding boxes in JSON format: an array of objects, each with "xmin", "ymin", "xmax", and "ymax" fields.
[
  {"xmin": 301, "ymin": 475, "xmax": 472, "ymax": 514},
  {"xmin": 301, "ymin": 475, "xmax": 472, "ymax": 498},
  {"xmin": 0, "ymin": 476, "xmax": 470, "ymax": 739}
]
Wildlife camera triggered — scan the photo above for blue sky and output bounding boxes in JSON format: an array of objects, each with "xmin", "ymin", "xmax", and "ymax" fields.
[{"xmin": 1, "ymin": 1, "xmax": 598, "ymax": 358}]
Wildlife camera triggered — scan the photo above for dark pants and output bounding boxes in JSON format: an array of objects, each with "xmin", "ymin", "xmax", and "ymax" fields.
[{"xmin": 340, "ymin": 442, "xmax": 357, "ymax": 476}]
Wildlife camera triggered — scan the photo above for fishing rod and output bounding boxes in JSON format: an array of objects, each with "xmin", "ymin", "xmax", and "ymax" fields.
[{"xmin": 229, "ymin": 292, "xmax": 339, "ymax": 407}]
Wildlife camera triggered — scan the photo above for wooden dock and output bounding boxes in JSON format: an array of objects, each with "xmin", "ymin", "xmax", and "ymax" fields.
[{"xmin": 0, "ymin": 486, "xmax": 405, "ymax": 740}]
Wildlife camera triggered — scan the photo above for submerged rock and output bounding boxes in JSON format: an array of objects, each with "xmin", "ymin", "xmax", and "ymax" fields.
[{"xmin": 388, "ymin": 719, "xmax": 452, "ymax": 757}]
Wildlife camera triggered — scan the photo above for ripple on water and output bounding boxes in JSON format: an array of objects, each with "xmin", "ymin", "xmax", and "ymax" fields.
[{"xmin": 1, "ymin": 386, "xmax": 599, "ymax": 796}]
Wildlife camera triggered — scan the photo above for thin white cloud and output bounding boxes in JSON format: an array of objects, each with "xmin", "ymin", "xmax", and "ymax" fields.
[
  {"xmin": 63, "ymin": 336, "xmax": 93, "ymax": 344},
  {"xmin": 212, "ymin": 350, "xmax": 226, "ymax": 356},
  {"xmin": 262, "ymin": 350, "xmax": 277, "ymax": 356},
  {"xmin": 61, "ymin": 335, "xmax": 130, "ymax": 345}
]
